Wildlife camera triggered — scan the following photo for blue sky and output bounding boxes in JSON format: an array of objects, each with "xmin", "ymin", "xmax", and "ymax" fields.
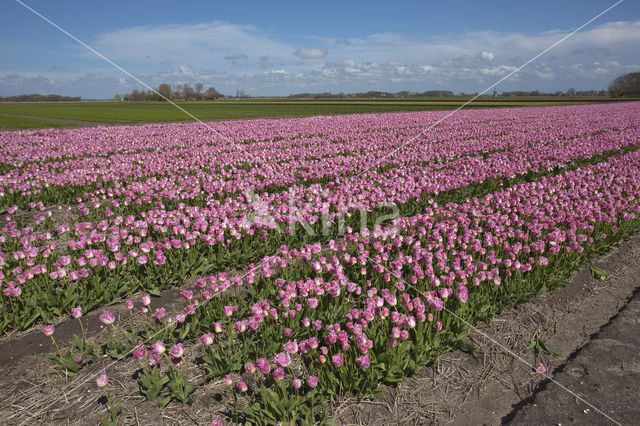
[{"xmin": 1, "ymin": 0, "xmax": 639, "ymax": 98}]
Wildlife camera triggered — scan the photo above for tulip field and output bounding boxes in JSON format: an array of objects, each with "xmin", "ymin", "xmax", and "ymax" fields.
[{"xmin": 1, "ymin": 102, "xmax": 640, "ymax": 423}]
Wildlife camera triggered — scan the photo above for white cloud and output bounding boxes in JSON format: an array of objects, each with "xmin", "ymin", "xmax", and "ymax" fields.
[
  {"xmin": 91, "ymin": 21, "xmax": 293, "ymax": 67},
  {"xmin": 293, "ymin": 48, "xmax": 328, "ymax": 60},
  {"xmin": 2, "ymin": 19, "xmax": 640, "ymax": 97},
  {"xmin": 480, "ymin": 51, "xmax": 495, "ymax": 62}
]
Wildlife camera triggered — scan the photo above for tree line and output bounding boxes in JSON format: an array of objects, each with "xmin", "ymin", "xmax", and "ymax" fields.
[
  {"xmin": 286, "ymin": 72, "xmax": 639, "ymax": 99},
  {"xmin": 608, "ymin": 72, "xmax": 640, "ymax": 97},
  {"xmin": 0, "ymin": 94, "xmax": 81, "ymax": 102},
  {"xmin": 116, "ymin": 83, "xmax": 224, "ymax": 101},
  {"xmin": 286, "ymin": 88, "xmax": 617, "ymax": 99},
  {"xmin": 287, "ymin": 90, "xmax": 456, "ymax": 99},
  {"xmin": 5, "ymin": 73, "xmax": 636, "ymax": 103}
]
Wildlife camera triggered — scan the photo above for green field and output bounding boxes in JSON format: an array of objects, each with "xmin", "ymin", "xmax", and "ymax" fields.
[
  {"xmin": 0, "ymin": 114, "xmax": 69, "ymax": 129},
  {"xmin": 0, "ymin": 97, "xmax": 637, "ymax": 130}
]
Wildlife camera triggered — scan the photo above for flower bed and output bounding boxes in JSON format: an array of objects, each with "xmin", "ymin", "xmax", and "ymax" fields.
[{"xmin": 1, "ymin": 103, "xmax": 640, "ymax": 423}]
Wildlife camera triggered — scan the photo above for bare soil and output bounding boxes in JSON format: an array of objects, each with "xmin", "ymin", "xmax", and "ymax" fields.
[{"xmin": 508, "ymin": 287, "xmax": 640, "ymax": 425}]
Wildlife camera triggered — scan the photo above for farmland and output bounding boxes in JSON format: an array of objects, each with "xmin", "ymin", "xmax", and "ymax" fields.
[
  {"xmin": 0, "ymin": 97, "xmax": 636, "ymax": 129},
  {"xmin": 1, "ymin": 102, "xmax": 640, "ymax": 423},
  {"xmin": 0, "ymin": 114, "xmax": 70, "ymax": 129}
]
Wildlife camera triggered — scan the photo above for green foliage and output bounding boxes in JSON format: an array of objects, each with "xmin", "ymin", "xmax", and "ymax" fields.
[
  {"xmin": 138, "ymin": 366, "xmax": 170, "ymax": 406},
  {"xmin": 105, "ymin": 337, "xmax": 133, "ymax": 360},
  {"xmin": 589, "ymin": 264, "xmax": 609, "ymax": 280},
  {"xmin": 43, "ymin": 348, "xmax": 81, "ymax": 377},
  {"xmin": 166, "ymin": 367, "xmax": 197, "ymax": 404},
  {"xmin": 203, "ymin": 346, "xmax": 243, "ymax": 378},
  {"xmin": 74, "ymin": 334, "xmax": 97, "ymax": 360},
  {"xmin": 0, "ymin": 115, "xmax": 68, "ymax": 129},
  {"xmin": 99, "ymin": 399, "xmax": 121, "ymax": 426},
  {"xmin": 525, "ymin": 337, "xmax": 560, "ymax": 363},
  {"xmin": 227, "ymin": 382, "xmax": 327, "ymax": 425}
]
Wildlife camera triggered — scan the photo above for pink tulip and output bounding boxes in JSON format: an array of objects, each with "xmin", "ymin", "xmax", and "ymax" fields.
[
  {"xmin": 141, "ymin": 294, "xmax": 151, "ymax": 306},
  {"xmin": 356, "ymin": 355, "xmax": 371, "ymax": 369},
  {"xmin": 70, "ymin": 306, "xmax": 83, "ymax": 319},
  {"xmin": 307, "ymin": 375, "xmax": 318, "ymax": 388},
  {"xmin": 274, "ymin": 352, "xmax": 292, "ymax": 368},
  {"xmin": 331, "ymin": 353, "xmax": 344, "ymax": 367},
  {"xmin": 99, "ymin": 312, "xmax": 115, "ymax": 325},
  {"xmin": 256, "ymin": 358, "xmax": 270, "ymax": 374},
  {"xmin": 133, "ymin": 346, "xmax": 147, "ymax": 360},
  {"xmin": 200, "ymin": 333, "xmax": 215, "ymax": 346},
  {"xmin": 152, "ymin": 340, "xmax": 166, "ymax": 354},
  {"xmin": 96, "ymin": 374, "xmax": 109, "ymax": 388},
  {"xmin": 236, "ymin": 381, "xmax": 248, "ymax": 392},
  {"xmin": 272, "ymin": 368, "xmax": 285, "ymax": 380},
  {"xmin": 534, "ymin": 363, "xmax": 548, "ymax": 373},
  {"xmin": 283, "ymin": 340, "xmax": 299, "ymax": 354},
  {"xmin": 168, "ymin": 343, "xmax": 184, "ymax": 359}
]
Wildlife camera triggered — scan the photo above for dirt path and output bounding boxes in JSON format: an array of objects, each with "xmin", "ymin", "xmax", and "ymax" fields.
[{"xmin": 507, "ymin": 288, "xmax": 640, "ymax": 425}]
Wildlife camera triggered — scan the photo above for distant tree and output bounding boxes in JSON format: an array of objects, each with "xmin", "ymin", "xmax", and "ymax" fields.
[
  {"xmin": 287, "ymin": 92, "xmax": 311, "ymax": 98},
  {"xmin": 157, "ymin": 83, "xmax": 172, "ymax": 100},
  {"xmin": 608, "ymin": 72, "xmax": 640, "ymax": 97},
  {"xmin": 0, "ymin": 93, "xmax": 81, "ymax": 102},
  {"xmin": 146, "ymin": 90, "xmax": 161, "ymax": 101},
  {"xmin": 113, "ymin": 94, "xmax": 122, "ymax": 101},
  {"xmin": 195, "ymin": 82, "xmax": 203, "ymax": 99},
  {"xmin": 127, "ymin": 89, "xmax": 141, "ymax": 101},
  {"xmin": 173, "ymin": 84, "xmax": 183, "ymax": 99},
  {"xmin": 183, "ymin": 84, "xmax": 195, "ymax": 100}
]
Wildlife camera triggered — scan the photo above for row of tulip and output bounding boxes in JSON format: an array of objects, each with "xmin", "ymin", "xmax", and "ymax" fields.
[
  {"xmin": 40, "ymin": 144, "xmax": 640, "ymax": 423},
  {"xmin": 1, "ymin": 103, "xmax": 637, "ymax": 212},
  {"xmin": 1, "ymin": 143, "xmax": 637, "ymax": 331},
  {"xmin": 1, "ymin": 104, "xmax": 639, "ymax": 333}
]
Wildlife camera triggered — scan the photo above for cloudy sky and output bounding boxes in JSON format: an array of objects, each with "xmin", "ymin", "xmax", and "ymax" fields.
[{"xmin": 1, "ymin": 0, "xmax": 639, "ymax": 98}]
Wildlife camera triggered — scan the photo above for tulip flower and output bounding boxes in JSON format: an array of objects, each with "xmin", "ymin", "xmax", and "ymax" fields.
[
  {"xmin": 152, "ymin": 340, "xmax": 166, "ymax": 355},
  {"xmin": 99, "ymin": 312, "xmax": 115, "ymax": 325},
  {"xmin": 307, "ymin": 375, "xmax": 318, "ymax": 388},
  {"xmin": 96, "ymin": 374, "xmax": 109, "ymax": 388},
  {"xmin": 70, "ymin": 306, "xmax": 83, "ymax": 319},
  {"xmin": 200, "ymin": 333, "xmax": 215, "ymax": 346}
]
